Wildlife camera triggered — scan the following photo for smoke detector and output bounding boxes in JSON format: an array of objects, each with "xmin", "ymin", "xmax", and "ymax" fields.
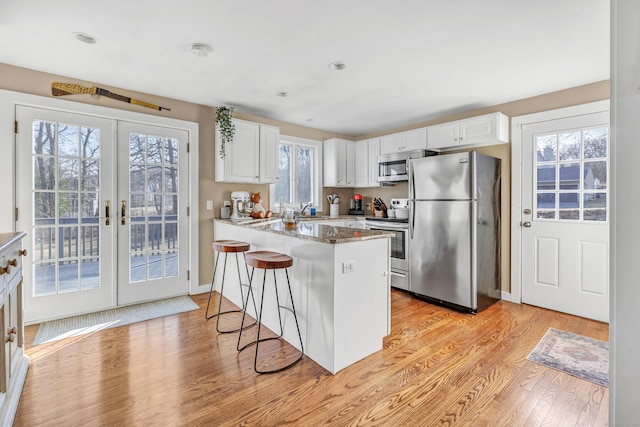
[{"xmin": 190, "ymin": 43, "xmax": 212, "ymax": 57}]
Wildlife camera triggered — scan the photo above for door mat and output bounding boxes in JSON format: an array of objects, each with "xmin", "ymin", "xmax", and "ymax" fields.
[
  {"xmin": 33, "ymin": 296, "xmax": 199, "ymax": 346},
  {"xmin": 527, "ymin": 328, "xmax": 609, "ymax": 387}
]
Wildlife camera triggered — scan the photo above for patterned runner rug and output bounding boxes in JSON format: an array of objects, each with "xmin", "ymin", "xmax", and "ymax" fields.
[
  {"xmin": 33, "ymin": 296, "xmax": 199, "ymax": 345},
  {"xmin": 527, "ymin": 328, "xmax": 609, "ymax": 387}
]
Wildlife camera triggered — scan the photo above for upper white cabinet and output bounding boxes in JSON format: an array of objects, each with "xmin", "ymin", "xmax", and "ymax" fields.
[
  {"xmin": 354, "ymin": 138, "xmax": 380, "ymax": 188},
  {"xmin": 380, "ymin": 128, "xmax": 427, "ymax": 154},
  {"xmin": 259, "ymin": 125, "xmax": 280, "ymax": 183},
  {"xmin": 215, "ymin": 119, "xmax": 280, "ymax": 184},
  {"xmin": 324, "ymin": 138, "xmax": 355, "ymax": 187},
  {"xmin": 427, "ymin": 112, "xmax": 509, "ymax": 150}
]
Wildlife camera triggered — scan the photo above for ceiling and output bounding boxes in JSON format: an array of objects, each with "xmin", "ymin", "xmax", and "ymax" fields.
[{"xmin": 0, "ymin": 1, "xmax": 609, "ymax": 137}]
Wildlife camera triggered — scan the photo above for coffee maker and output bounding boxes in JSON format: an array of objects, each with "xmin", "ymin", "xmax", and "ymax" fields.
[
  {"xmin": 349, "ymin": 193, "xmax": 364, "ymax": 215},
  {"xmin": 230, "ymin": 191, "xmax": 251, "ymax": 220}
]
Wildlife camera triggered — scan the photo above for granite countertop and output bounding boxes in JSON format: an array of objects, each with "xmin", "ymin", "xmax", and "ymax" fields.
[{"xmin": 215, "ymin": 218, "xmax": 392, "ymax": 244}]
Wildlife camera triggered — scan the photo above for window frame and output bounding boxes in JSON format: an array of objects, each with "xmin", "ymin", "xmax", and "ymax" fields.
[{"xmin": 269, "ymin": 135, "xmax": 323, "ymax": 212}]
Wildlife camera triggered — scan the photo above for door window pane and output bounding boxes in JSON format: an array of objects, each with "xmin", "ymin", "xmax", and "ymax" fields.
[
  {"xmin": 536, "ymin": 165, "xmax": 556, "ymax": 190},
  {"xmin": 558, "ymin": 131, "xmax": 580, "ymax": 161},
  {"xmin": 127, "ymin": 132, "xmax": 181, "ymax": 283},
  {"xmin": 559, "ymin": 163, "xmax": 580, "ymax": 190},
  {"xmin": 30, "ymin": 120, "xmax": 103, "ymax": 296},
  {"xmin": 534, "ymin": 127, "xmax": 609, "ymax": 222}
]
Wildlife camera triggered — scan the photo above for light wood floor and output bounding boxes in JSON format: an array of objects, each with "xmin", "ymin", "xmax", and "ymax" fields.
[{"xmin": 14, "ymin": 290, "xmax": 609, "ymax": 426}]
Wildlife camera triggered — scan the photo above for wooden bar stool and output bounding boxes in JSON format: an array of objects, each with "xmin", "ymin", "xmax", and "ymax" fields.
[
  {"xmin": 205, "ymin": 240, "xmax": 257, "ymax": 333},
  {"xmin": 237, "ymin": 251, "xmax": 304, "ymax": 374}
]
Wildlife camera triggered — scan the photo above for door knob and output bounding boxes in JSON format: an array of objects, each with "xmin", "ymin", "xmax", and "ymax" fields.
[{"xmin": 523, "ymin": 221, "xmax": 532, "ymax": 228}]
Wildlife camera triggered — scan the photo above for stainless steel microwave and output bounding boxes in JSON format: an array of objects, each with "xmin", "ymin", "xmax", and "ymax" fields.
[{"xmin": 377, "ymin": 149, "xmax": 436, "ymax": 183}]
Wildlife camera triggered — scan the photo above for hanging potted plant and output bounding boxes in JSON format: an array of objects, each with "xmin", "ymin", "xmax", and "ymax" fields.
[{"xmin": 215, "ymin": 106, "xmax": 236, "ymax": 158}]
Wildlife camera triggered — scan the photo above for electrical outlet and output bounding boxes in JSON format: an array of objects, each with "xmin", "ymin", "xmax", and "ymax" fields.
[
  {"xmin": 342, "ymin": 260, "xmax": 356, "ymax": 273},
  {"xmin": 206, "ymin": 200, "xmax": 213, "ymax": 210}
]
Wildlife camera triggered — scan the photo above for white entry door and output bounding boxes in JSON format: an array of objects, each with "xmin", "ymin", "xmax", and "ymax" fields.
[
  {"xmin": 116, "ymin": 122, "xmax": 189, "ymax": 305},
  {"xmin": 16, "ymin": 107, "xmax": 190, "ymax": 322},
  {"xmin": 521, "ymin": 111, "xmax": 609, "ymax": 322},
  {"xmin": 16, "ymin": 106, "xmax": 117, "ymax": 323}
]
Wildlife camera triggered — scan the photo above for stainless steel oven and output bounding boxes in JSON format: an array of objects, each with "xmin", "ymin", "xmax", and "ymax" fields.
[{"xmin": 366, "ymin": 218, "xmax": 409, "ymax": 290}]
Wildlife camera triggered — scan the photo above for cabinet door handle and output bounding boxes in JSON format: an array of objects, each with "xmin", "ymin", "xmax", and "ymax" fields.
[
  {"xmin": 7, "ymin": 259, "xmax": 17, "ymax": 267},
  {"xmin": 19, "ymin": 249, "xmax": 27, "ymax": 257},
  {"xmin": 0, "ymin": 266, "xmax": 9, "ymax": 275},
  {"xmin": 105, "ymin": 200, "xmax": 110, "ymax": 226},
  {"xmin": 5, "ymin": 334, "xmax": 14, "ymax": 343},
  {"xmin": 7, "ymin": 327, "xmax": 16, "ymax": 335}
]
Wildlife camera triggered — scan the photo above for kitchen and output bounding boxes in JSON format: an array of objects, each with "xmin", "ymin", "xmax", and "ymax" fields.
[{"xmin": 0, "ymin": 0, "xmax": 637, "ymax": 425}]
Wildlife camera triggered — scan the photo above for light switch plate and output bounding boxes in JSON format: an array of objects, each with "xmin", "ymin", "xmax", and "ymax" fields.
[
  {"xmin": 342, "ymin": 261, "xmax": 356, "ymax": 273},
  {"xmin": 206, "ymin": 200, "xmax": 213, "ymax": 210}
]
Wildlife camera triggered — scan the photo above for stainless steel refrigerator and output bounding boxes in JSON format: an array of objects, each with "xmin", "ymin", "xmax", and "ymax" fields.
[{"xmin": 408, "ymin": 151, "xmax": 501, "ymax": 313}]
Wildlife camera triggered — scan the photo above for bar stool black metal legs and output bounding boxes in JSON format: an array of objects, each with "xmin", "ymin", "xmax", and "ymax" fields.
[
  {"xmin": 205, "ymin": 240, "xmax": 257, "ymax": 333},
  {"xmin": 237, "ymin": 251, "xmax": 304, "ymax": 374}
]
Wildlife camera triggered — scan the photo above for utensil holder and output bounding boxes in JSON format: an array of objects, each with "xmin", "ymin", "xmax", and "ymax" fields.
[{"xmin": 330, "ymin": 204, "xmax": 339, "ymax": 217}]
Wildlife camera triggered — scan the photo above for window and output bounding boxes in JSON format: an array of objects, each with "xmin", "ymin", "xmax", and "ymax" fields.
[
  {"xmin": 270, "ymin": 136, "xmax": 323, "ymax": 212},
  {"xmin": 534, "ymin": 126, "xmax": 608, "ymax": 221}
]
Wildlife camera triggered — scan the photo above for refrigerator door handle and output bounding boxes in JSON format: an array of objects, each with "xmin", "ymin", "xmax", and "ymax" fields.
[
  {"xmin": 410, "ymin": 200, "xmax": 415, "ymax": 239},
  {"xmin": 409, "ymin": 160, "xmax": 415, "ymax": 239}
]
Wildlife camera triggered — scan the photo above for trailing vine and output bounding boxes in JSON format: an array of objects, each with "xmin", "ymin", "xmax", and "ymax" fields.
[{"xmin": 215, "ymin": 106, "xmax": 235, "ymax": 158}]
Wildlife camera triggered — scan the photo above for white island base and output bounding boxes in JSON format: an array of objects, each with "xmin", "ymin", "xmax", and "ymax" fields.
[{"xmin": 214, "ymin": 221, "xmax": 391, "ymax": 374}]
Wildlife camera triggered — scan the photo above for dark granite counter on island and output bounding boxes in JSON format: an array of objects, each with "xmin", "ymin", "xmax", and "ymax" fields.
[{"xmin": 213, "ymin": 219, "xmax": 391, "ymax": 374}]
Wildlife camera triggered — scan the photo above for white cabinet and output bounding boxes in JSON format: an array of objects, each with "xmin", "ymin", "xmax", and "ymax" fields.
[
  {"xmin": 354, "ymin": 138, "xmax": 381, "ymax": 188},
  {"xmin": 380, "ymin": 128, "xmax": 427, "ymax": 154},
  {"xmin": 0, "ymin": 232, "xmax": 28, "ymax": 427},
  {"xmin": 354, "ymin": 140, "xmax": 369, "ymax": 188},
  {"xmin": 427, "ymin": 112, "xmax": 509, "ymax": 150},
  {"xmin": 324, "ymin": 138, "xmax": 355, "ymax": 187},
  {"xmin": 259, "ymin": 125, "xmax": 280, "ymax": 183},
  {"xmin": 215, "ymin": 119, "xmax": 280, "ymax": 184},
  {"xmin": 367, "ymin": 138, "xmax": 381, "ymax": 187}
]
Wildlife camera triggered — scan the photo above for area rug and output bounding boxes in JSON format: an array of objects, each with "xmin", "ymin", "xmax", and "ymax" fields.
[
  {"xmin": 33, "ymin": 296, "xmax": 199, "ymax": 345},
  {"xmin": 527, "ymin": 328, "xmax": 609, "ymax": 387}
]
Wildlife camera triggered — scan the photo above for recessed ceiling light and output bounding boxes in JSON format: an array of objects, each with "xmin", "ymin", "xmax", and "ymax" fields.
[
  {"xmin": 306, "ymin": 118, "xmax": 314, "ymax": 122},
  {"xmin": 190, "ymin": 43, "xmax": 212, "ymax": 57},
  {"xmin": 73, "ymin": 32, "xmax": 98, "ymax": 44},
  {"xmin": 276, "ymin": 91, "xmax": 290, "ymax": 98},
  {"xmin": 328, "ymin": 61, "xmax": 346, "ymax": 71}
]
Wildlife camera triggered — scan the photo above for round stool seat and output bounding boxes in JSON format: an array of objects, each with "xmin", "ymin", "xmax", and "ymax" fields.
[
  {"xmin": 213, "ymin": 240, "xmax": 250, "ymax": 253},
  {"xmin": 245, "ymin": 251, "xmax": 293, "ymax": 270}
]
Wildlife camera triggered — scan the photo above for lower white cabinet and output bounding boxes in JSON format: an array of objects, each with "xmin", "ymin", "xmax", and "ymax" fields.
[
  {"xmin": 0, "ymin": 232, "xmax": 28, "ymax": 426},
  {"xmin": 427, "ymin": 112, "xmax": 509, "ymax": 150},
  {"xmin": 215, "ymin": 119, "xmax": 280, "ymax": 183}
]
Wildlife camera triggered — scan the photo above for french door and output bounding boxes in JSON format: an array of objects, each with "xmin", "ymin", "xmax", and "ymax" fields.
[
  {"xmin": 520, "ymin": 111, "xmax": 609, "ymax": 322},
  {"xmin": 16, "ymin": 106, "xmax": 189, "ymax": 323}
]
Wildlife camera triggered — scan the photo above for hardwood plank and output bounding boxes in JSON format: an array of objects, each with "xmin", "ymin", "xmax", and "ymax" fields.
[{"xmin": 14, "ymin": 289, "xmax": 609, "ymax": 426}]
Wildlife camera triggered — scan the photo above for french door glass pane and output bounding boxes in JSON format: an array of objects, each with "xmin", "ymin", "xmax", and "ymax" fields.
[
  {"xmin": 127, "ymin": 132, "xmax": 180, "ymax": 283},
  {"xmin": 31, "ymin": 120, "xmax": 102, "ymax": 296}
]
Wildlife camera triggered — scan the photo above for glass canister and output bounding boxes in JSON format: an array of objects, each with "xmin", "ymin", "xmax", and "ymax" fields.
[{"xmin": 281, "ymin": 207, "xmax": 299, "ymax": 229}]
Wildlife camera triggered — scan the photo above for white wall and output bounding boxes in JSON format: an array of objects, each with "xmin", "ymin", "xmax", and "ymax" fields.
[{"xmin": 610, "ymin": 1, "xmax": 640, "ymax": 424}]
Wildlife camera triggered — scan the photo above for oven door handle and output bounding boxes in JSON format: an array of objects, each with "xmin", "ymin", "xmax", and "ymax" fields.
[
  {"xmin": 389, "ymin": 271, "xmax": 407, "ymax": 278},
  {"xmin": 367, "ymin": 224, "xmax": 409, "ymax": 231}
]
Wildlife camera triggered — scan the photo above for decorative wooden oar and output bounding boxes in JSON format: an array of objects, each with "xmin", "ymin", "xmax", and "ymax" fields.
[{"xmin": 51, "ymin": 82, "xmax": 171, "ymax": 111}]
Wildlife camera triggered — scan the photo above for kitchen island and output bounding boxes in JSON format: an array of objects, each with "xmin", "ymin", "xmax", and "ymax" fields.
[{"xmin": 213, "ymin": 219, "xmax": 391, "ymax": 374}]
